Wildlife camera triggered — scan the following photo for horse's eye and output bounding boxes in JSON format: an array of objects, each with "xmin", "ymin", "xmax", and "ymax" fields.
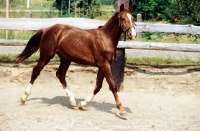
[{"xmin": 121, "ymin": 18, "xmax": 125, "ymax": 21}]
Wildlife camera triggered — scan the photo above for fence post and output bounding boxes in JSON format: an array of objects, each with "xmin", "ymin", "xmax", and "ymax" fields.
[
  {"xmin": 40, "ymin": 3, "xmax": 43, "ymax": 18},
  {"xmin": 26, "ymin": 10, "xmax": 32, "ymax": 18},
  {"xmin": 111, "ymin": 0, "xmax": 129, "ymax": 91},
  {"xmin": 6, "ymin": 0, "xmax": 9, "ymax": 39},
  {"xmin": 137, "ymin": 13, "xmax": 142, "ymax": 41}
]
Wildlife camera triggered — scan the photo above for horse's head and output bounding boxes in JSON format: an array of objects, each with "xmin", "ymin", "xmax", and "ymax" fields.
[{"xmin": 118, "ymin": 4, "xmax": 136, "ymax": 40}]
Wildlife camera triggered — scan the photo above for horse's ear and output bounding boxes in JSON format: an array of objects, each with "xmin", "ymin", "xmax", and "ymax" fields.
[
  {"xmin": 120, "ymin": 4, "xmax": 124, "ymax": 12},
  {"xmin": 129, "ymin": 5, "xmax": 133, "ymax": 12}
]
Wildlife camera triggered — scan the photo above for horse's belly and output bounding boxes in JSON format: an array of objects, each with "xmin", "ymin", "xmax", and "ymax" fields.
[{"xmin": 59, "ymin": 47, "xmax": 96, "ymax": 66}]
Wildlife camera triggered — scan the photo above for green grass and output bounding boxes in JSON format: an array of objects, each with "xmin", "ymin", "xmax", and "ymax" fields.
[
  {"xmin": 0, "ymin": 30, "xmax": 37, "ymax": 40},
  {"xmin": 0, "ymin": 0, "xmax": 58, "ymax": 18},
  {"xmin": 100, "ymin": 5, "xmax": 114, "ymax": 11},
  {"xmin": 139, "ymin": 33, "xmax": 200, "ymax": 44},
  {"xmin": 0, "ymin": 54, "xmax": 39, "ymax": 64},
  {"xmin": 0, "ymin": 0, "xmax": 54, "ymax": 10},
  {"xmin": 126, "ymin": 56, "xmax": 200, "ymax": 66},
  {"xmin": 94, "ymin": 11, "xmax": 114, "ymax": 20},
  {"xmin": 1, "ymin": 54, "xmax": 200, "ymax": 67},
  {"xmin": 0, "ymin": 54, "xmax": 60, "ymax": 64},
  {"xmin": 1, "ymin": 30, "xmax": 200, "ymax": 43}
]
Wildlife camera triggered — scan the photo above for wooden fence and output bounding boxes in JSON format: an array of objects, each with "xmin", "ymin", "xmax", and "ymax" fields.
[
  {"xmin": 0, "ymin": 18, "xmax": 200, "ymax": 91},
  {"xmin": 1, "ymin": 40, "xmax": 200, "ymax": 53},
  {"xmin": 0, "ymin": 18, "xmax": 200, "ymax": 34},
  {"xmin": 0, "ymin": 18, "xmax": 200, "ymax": 52}
]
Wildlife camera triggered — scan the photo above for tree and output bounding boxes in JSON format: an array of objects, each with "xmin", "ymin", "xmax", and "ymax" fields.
[
  {"xmin": 131, "ymin": 0, "xmax": 200, "ymax": 25},
  {"xmin": 53, "ymin": 0, "xmax": 101, "ymax": 18},
  {"xmin": 131, "ymin": 0, "xmax": 171, "ymax": 21},
  {"xmin": 100, "ymin": 0, "xmax": 115, "ymax": 5},
  {"xmin": 169, "ymin": 0, "xmax": 200, "ymax": 25}
]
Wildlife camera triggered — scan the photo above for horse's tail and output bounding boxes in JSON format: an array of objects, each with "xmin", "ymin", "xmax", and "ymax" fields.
[{"xmin": 16, "ymin": 29, "xmax": 43, "ymax": 64}]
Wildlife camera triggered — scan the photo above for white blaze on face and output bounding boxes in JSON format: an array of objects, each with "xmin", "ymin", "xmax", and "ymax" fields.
[{"xmin": 127, "ymin": 13, "xmax": 136, "ymax": 37}]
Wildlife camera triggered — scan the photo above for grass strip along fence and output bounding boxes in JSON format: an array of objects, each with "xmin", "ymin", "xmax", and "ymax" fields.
[{"xmin": 0, "ymin": 54, "xmax": 200, "ymax": 67}]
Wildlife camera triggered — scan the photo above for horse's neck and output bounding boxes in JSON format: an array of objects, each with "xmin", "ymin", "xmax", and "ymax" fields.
[{"xmin": 102, "ymin": 13, "xmax": 123, "ymax": 47}]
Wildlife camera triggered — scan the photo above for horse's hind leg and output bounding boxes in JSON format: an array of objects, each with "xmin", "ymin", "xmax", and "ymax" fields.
[
  {"xmin": 78, "ymin": 68, "xmax": 104, "ymax": 109},
  {"xmin": 21, "ymin": 56, "xmax": 53, "ymax": 105},
  {"xmin": 56, "ymin": 56, "xmax": 76, "ymax": 107}
]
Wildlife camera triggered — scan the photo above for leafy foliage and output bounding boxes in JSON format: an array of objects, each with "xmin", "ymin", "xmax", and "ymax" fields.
[
  {"xmin": 98, "ymin": 0, "xmax": 115, "ymax": 5},
  {"xmin": 131, "ymin": 0, "xmax": 171, "ymax": 21},
  {"xmin": 169, "ymin": 0, "xmax": 200, "ymax": 25},
  {"xmin": 142, "ymin": 33, "xmax": 200, "ymax": 44},
  {"xmin": 131, "ymin": 0, "xmax": 200, "ymax": 25},
  {"xmin": 53, "ymin": 0, "xmax": 101, "ymax": 18}
]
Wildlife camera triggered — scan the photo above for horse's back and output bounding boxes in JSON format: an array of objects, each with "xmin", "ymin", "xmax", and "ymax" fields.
[
  {"xmin": 58, "ymin": 24, "xmax": 115, "ymax": 65},
  {"xmin": 54, "ymin": 24, "xmax": 98, "ymax": 65},
  {"xmin": 40, "ymin": 23, "xmax": 114, "ymax": 66}
]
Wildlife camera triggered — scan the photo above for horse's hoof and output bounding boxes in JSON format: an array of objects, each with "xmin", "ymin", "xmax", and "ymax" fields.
[
  {"xmin": 20, "ymin": 96, "xmax": 26, "ymax": 105},
  {"xmin": 21, "ymin": 101, "xmax": 25, "ymax": 105},
  {"xmin": 119, "ymin": 111, "xmax": 127, "ymax": 117},
  {"xmin": 70, "ymin": 101, "xmax": 77, "ymax": 107},
  {"xmin": 115, "ymin": 111, "xmax": 127, "ymax": 119},
  {"xmin": 78, "ymin": 103, "xmax": 83, "ymax": 109}
]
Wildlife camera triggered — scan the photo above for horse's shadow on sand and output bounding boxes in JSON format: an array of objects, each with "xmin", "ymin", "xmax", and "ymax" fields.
[{"xmin": 28, "ymin": 96, "xmax": 132, "ymax": 119}]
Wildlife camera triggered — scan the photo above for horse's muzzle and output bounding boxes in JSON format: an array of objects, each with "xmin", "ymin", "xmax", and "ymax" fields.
[
  {"xmin": 127, "ymin": 27, "xmax": 136, "ymax": 40},
  {"xmin": 131, "ymin": 35, "xmax": 136, "ymax": 40},
  {"xmin": 127, "ymin": 33, "xmax": 136, "ymax": 40}
]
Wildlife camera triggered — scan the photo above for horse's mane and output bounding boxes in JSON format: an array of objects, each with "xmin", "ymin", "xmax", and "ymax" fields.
[
  {"xmin": 103, "ymin": 12, "xmax": 119, "ymax": 27},
  {"xmin": 100, "ymin": 7, "xmax": 131, "ymax": 29}
]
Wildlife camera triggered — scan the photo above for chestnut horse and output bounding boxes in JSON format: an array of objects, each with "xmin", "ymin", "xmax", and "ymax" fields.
[{"xmin": 16, "ymin": 4, "xmax": 136, "ymax": 116}]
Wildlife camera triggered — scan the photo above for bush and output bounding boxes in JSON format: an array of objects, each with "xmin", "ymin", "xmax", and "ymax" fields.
[
  {"xmin": 169, "ymin": 0, "xmax": 200, "ymax": 25},
  {"xmin": 53, "ymin": 0, "xmax": 101, "ymax": 18},
  {"xmin": 131, "ymin": 0, "xmax": 200, "ymax": 25}
]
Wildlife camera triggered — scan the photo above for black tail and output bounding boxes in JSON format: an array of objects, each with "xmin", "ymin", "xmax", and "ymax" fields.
[{"xmin": 16, "ymin": 30, "xmax": 43, "ymax": 64}]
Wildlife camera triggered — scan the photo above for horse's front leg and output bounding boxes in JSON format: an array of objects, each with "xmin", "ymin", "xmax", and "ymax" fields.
[
  {"xmin": 101, "ymin": 63, "xmax": 126, "ymax": 115},
  {"xmin": 78, "ymin": 67, "xmax": 104, "ymax": 109}
]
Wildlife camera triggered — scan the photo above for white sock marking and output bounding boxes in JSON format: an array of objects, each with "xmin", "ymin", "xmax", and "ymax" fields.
[
  {"xmin": 79, "ymin": 94, "xmax": 95, "ymax": 108},
  {"xmin": 25, "ymin": 83, "xmax": 32, "ymax": 95},
  {"xmin": 64, "ymin": 85, "xmax": 76, "ymax": 102},
  {"xmin": 21, "ymin": 83, "xmax": 32, "ymax": 103}
]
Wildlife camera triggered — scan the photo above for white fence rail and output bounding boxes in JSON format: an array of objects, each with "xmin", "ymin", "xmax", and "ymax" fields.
[
  {"xmin": 0, "ymin": 18, "xmax": 200, "ymax": 53},
  {"xmin": 0, "ymin": 10, "xmax": 59, "ymax": 13},
  {"xmin": 1, "ymin": 40, "xmax": 200, "ymax": 53},
  {"xmin": 136, "ymin": 23, "xmax": 200, "ymax": 34},
  {"xmin": 0, "ymin": 18, "xmax": 106, "ymax": 30},
  {"xmin": 0, "ymin": 18, "xmax": 200, "ymax": 34}
]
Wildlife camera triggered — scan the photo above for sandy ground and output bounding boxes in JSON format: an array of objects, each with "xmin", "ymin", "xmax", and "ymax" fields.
[{"xmin": 0, "ymin": 63, "xmax": 200, "ymax": 131}]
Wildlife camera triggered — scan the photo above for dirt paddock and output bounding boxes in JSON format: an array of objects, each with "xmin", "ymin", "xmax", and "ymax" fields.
[{"xmin": 0, "ymin": 63, "xmax": 200, "ymax": 131}]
